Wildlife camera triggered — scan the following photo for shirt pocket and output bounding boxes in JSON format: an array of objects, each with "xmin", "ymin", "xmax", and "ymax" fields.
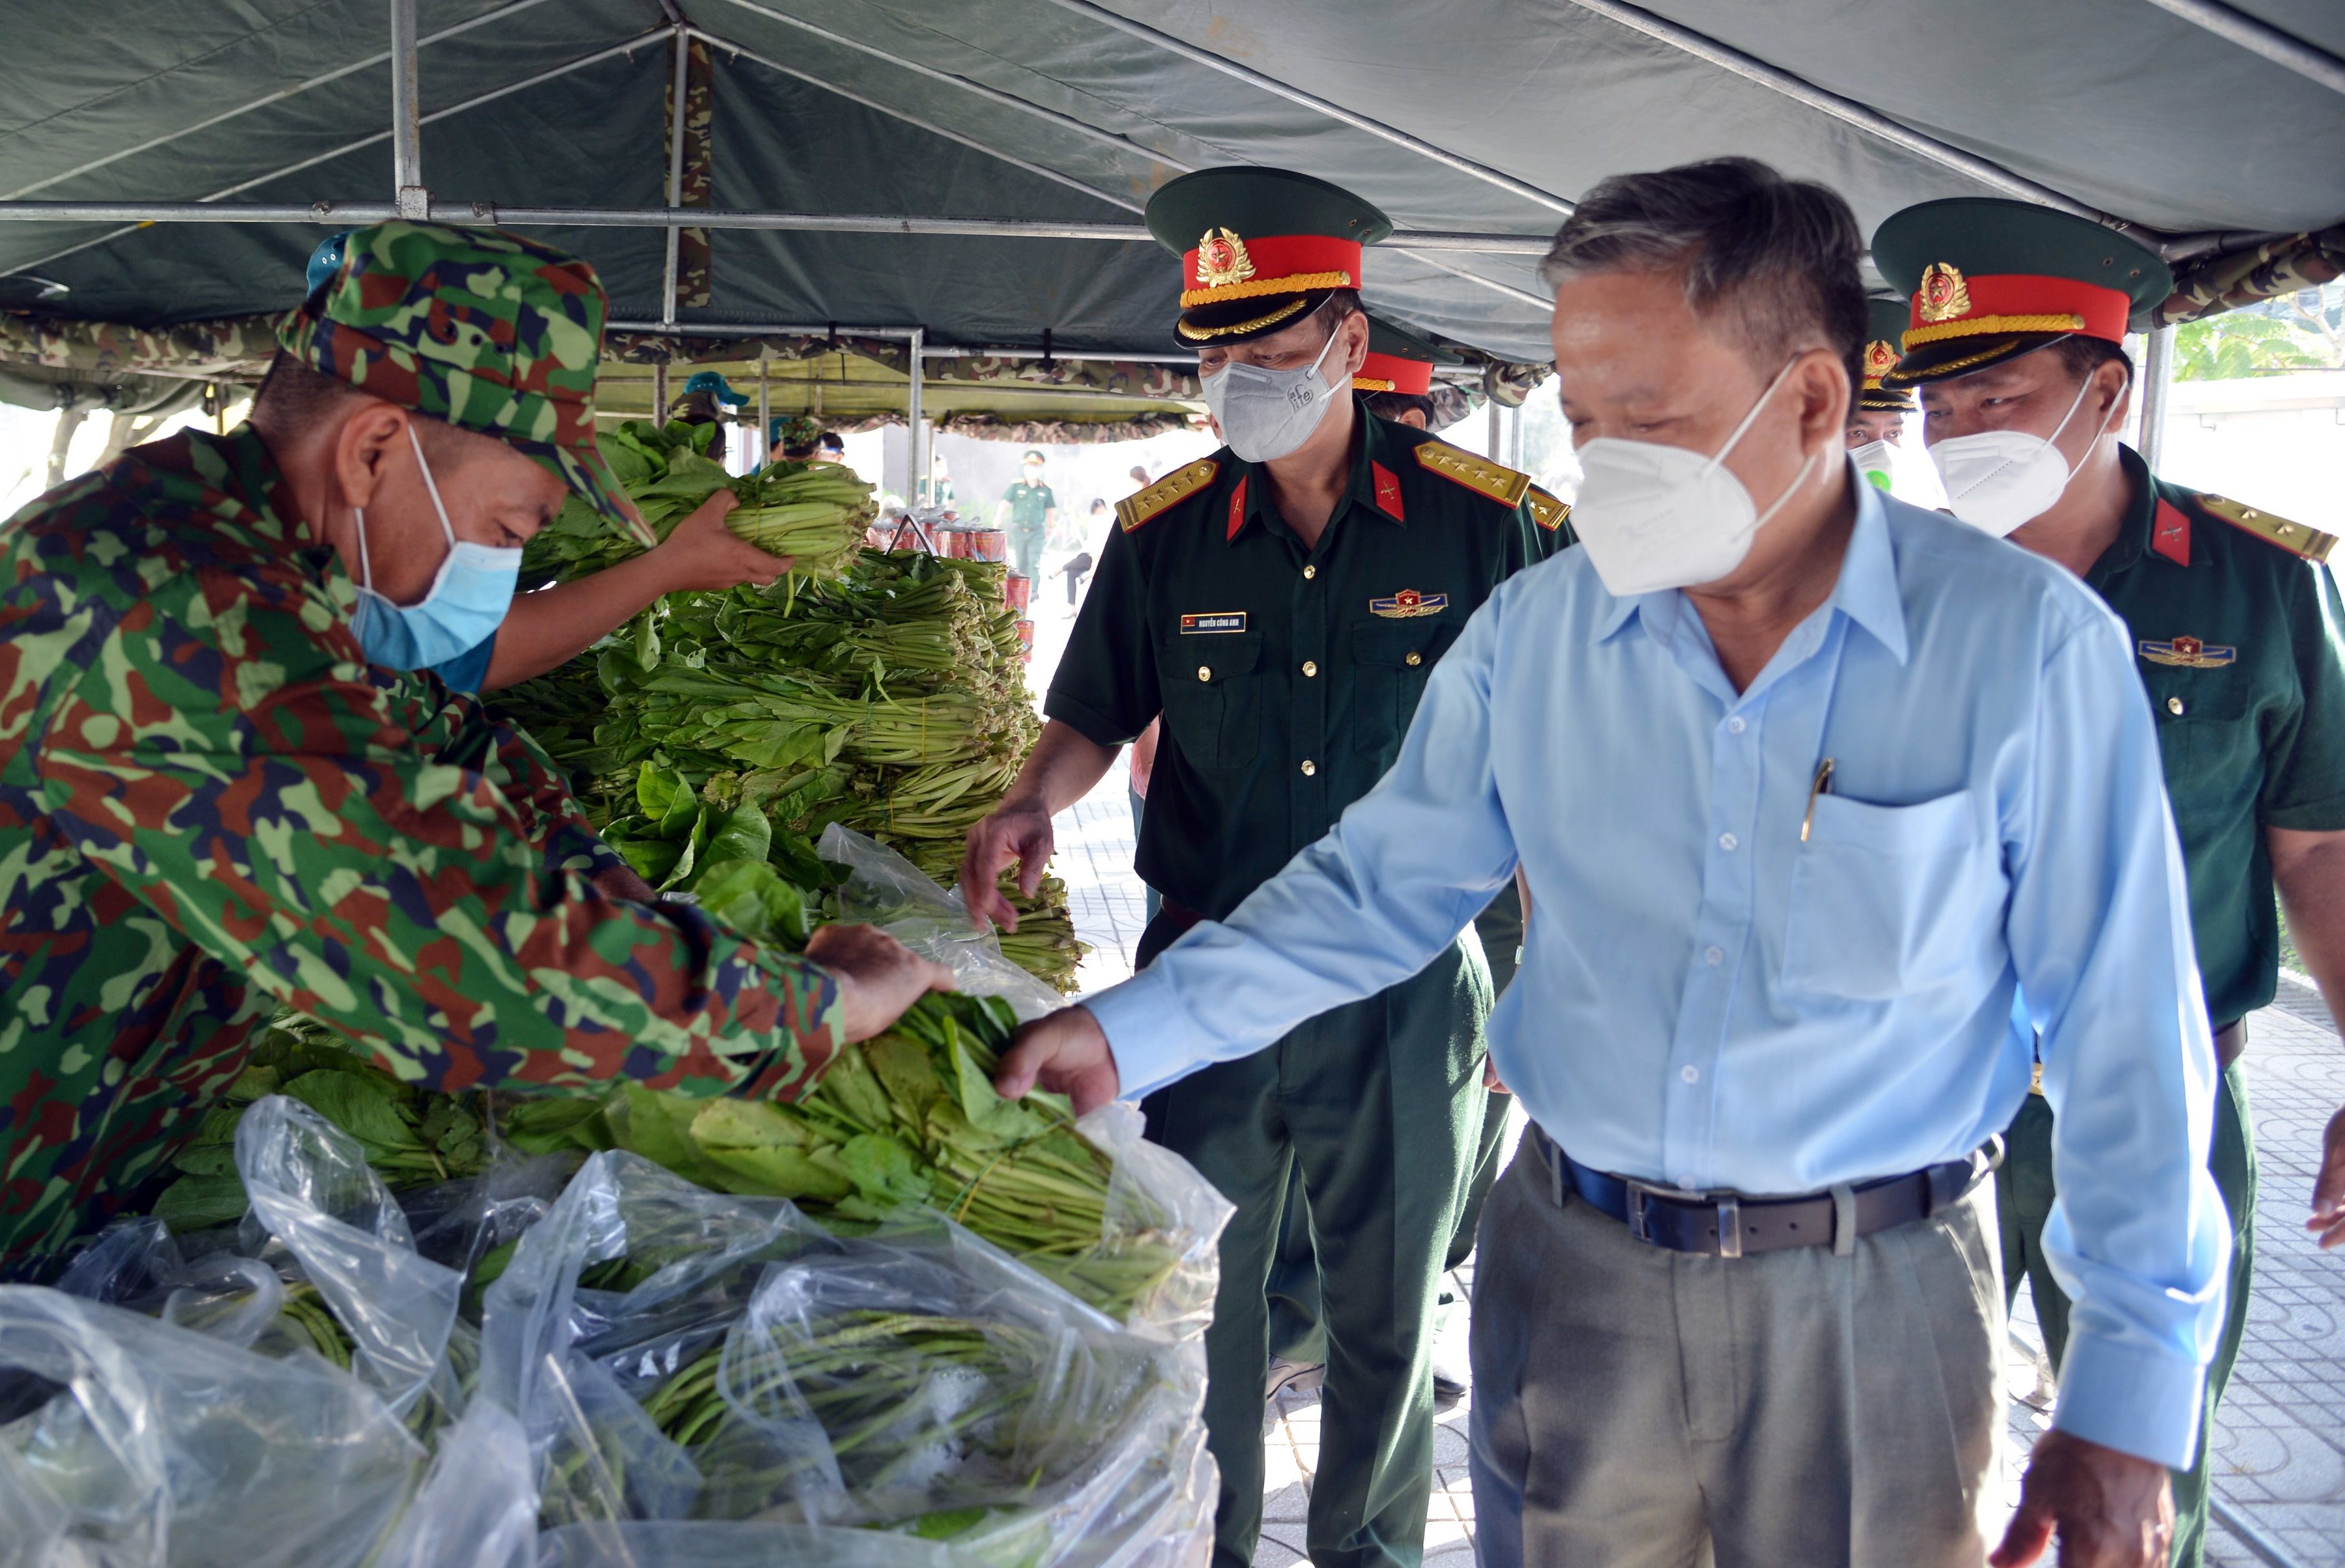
[
  {"xmin": 1159, "ymin": 631, "xmax": 1264, "ymax": 770},
  {"xmin": 2140, "ymin": 665, "xmax": 2257, "ymax": 803},
  {"xmin": 1349, "ymin": 620, "xmax": 1458, "ymax": 764},
  {"xmin": 1780, "ymin": 789, "xmax": 2005, "ymax": 1001}
]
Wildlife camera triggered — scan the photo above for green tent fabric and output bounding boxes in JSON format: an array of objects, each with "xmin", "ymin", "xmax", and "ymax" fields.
[{"xmin": 0, "ymin": 0, "xmax": 2338, "ymax": 367}]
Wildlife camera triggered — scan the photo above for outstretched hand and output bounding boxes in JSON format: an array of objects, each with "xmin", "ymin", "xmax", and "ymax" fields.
[
  {"xmin": 1993, "ymin": 1431, "xmax": 2173, "ymax": 1568},
  {"xmin": 960, "ymin": 800, "xmax": 1055, "ymax": 933},
  {"xmin": 994, "ymin": 1005, "xmax": 1122, "ymax": 1115},
  {"xmin": 651, "ymin": 490, "xmax": 793, "ymax": 591},
  {"xmin": 805, "ymin": 923, "xmax": 956, "ymax": 1042}
]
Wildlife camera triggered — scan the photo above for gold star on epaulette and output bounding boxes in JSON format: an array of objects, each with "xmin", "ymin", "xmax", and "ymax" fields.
[
  {"xmin": 1414, "ymin": 440, "xmax": 1530, "ymax": 508},
  {"xmin": 2195, "ymin": 494, "xmax": 2337, "ymax": 563},
  {"xmin": 1117, "ymin": 459, "xmax": 1219, "ymax": 532}
]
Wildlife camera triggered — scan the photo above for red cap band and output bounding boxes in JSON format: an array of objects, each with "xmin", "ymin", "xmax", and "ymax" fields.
[
  {"xmin": 1905, "ymin": 271, "xmax": 2132, "ymax": 347},
  {"xmin": 1354, "ymin": 350, "xmax": 1434, "ymax": 395},
  {"xmin": 1182, "ymin": 232, "xmax": 1364, "ymax": 305}
]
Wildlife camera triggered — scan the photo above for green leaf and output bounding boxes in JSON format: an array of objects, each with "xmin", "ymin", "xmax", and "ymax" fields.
[
  {"xmin": 811, "ymin": 1041, "xmax": 893, "ymax": 1133},
  {"xmin": 152, "ymin": 1173, "xmax": 251, "ymax": 1234},
  {"xmin": 497, "ymin": 1095, "xmax": 611, "ymax": 1156},
  {"xmin": 945, "ymin": 1029, "xmax": 1050, "ymax": 1143},
  {"xmin": 690, "ymin": 857, "xmax": 809, "ymax": 945},
  {"xmin": 690, "ymin": 1098, "xmax": 852, "ymax": 1200},
  {"xmin": 837, "ymin": 1131, "xmax": 930, "ymax": 1210},
  {"xmin": 862, "ymin": 1033, "xmax": 945, "ymax": 1128},
  {"xmin": 282, "ymin": 1068, "xmax": 421, "ymax": 1154},
  {"xmin": 703, "ymin": 803, "xmax": 772, "ymax": 869},
  {"xmin": 617, "ymin": 835, "xmax": 685, "ymax": 887},
  {"xmin": 170, "ymin": 1142, "xmax": 239, "ymax": 1176}
]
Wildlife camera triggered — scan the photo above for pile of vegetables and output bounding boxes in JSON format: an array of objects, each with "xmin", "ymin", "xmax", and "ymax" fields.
[
  {"xmin": 520, "ymin": 418, "xmax": 877, "ymax": 589},
  {"xmin": 498, "ymin": 459, "xmax": 1085, "ymax": 993}
]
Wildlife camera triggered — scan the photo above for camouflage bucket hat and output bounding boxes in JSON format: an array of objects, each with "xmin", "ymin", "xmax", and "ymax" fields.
[{"xmin": 277, "ymin": 220, "xmax": 653, "ymax": 546}]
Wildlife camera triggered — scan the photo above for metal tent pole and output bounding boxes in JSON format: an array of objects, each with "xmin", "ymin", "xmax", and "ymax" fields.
[
  {"xmin": 389, "ymin": 0, "xmax": 427, "ymax": 218},
  {"xmin": 908, "ymin": 327, "xmax": 926, "ymax": 502},
  {"xmin": 2138, "ymin": 324, "xmax": 2177, "ymax": 471},
  {"xmin": 2138, "ymin": 0, "xmax": 2345, "ymax": 96},
  {"xmin": 1488, "ymin": 396, "xmax": 1502, "ymax": 460},
  {"xmin": 757, "ymin": 359, "xmax": 770, "ymax": 465},
  {"xmin": 661, "ymin": 30, "xmax": 690, "ymax": 329}
]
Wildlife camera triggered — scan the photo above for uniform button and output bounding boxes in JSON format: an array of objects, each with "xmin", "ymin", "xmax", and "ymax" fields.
[
  {"xmin": 1704, "ymin": 945, "xmax": 1724, "ymax": 966},
  {"xmin": 1300, "ymin": 759, "xmax": 1317, "ymax": 777},
  {"xmin": 1405, "ymin": 651, "xmax": 1423, "ymax": 668},
  {"xmin": 2167, "ymin": 696, "xmax": 2185, "ymax": 716},
  {"xmin": 1718, "ymin": 831, "xmax": 1738, "ymax": 852},
  {"xmin": 1680, "ymin": 1064, "xmax": 1701, "ymax": 1085},
  {"xmin": 1302, "ymin": 564, "xmax": 1317, "ymax": 580},
  {"xmin": 1301, "ymin": 660, "xmax": 1318, "ymax": 677},
  {"xmin": 1197, "ymin": 665, "xmax": 1212, "ymax": 683},
  {"xmin": 1726, "ymin": 716, "xmax": 1746, "ymax": 735}
]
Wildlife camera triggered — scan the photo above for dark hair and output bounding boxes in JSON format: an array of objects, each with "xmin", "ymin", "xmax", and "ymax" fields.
[
  {"xmin": 2049, "ymin": 335, "xmax": 2134, "ymax": 390},
  {"xmin": 251, "ymin": 351, "xmax": 475, "ymax": 464},
  {"xmin": 1540, "ymin": 157, "xmax": 1867, "ymax": 389},
  {"xmin": 1364, "ymin": 390, "xmax": 1437, "ymax": 425},
  {"xmin": 1310, "ymin": 288, "xmax": 1363, "ymax": 345},
  {"xmin": 815, "ymin": 431, "xmax": 845, "ymax": 454}
]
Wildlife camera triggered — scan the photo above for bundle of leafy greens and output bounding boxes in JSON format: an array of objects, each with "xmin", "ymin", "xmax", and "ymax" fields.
[{"xmin": 519, "ymin": 418, "xmax": 877, "ymax": 591}]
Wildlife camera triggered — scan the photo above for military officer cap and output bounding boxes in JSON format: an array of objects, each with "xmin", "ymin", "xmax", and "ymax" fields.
[
  {"xmin": 1145, "ymin": 166, "xmax": 1393, "ymax": 345},
  {"xmin": 279, "ymin": 220, "xmax": 648, "ymax": 543},
  {"xmin": 1353, "ymin": 315, "xmax": 1463, "ymax": 395},
  {"xmin": 1871, "ymin": 198, "xmax": 2173, "ymax": 388},
  {"xmin": 1858, "ymin": 298, "xmax": 1918, "ymax": 412}
]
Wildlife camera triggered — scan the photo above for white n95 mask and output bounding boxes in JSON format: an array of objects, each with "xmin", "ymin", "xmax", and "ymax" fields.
[
  {"xmin": 1569, "ymin": 358, "xmax": 1819, "ymax": 597},
  {"xmin": 1200, "ymin": 325, "xmax": 1344, "ymax": 463},
  {"xmin": 1927, "ymin": 373, "xmax": 2115, "ymax": 537},
  {"xmin": 1849, "ymin": 439, "xmax": 1896, "ymax": 493}
]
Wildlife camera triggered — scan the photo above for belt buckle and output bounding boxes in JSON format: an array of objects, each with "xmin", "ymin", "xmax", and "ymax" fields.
[{"xmin": 1622, "ymin": 1176, "xmax": 1713, "ymax": 1249}]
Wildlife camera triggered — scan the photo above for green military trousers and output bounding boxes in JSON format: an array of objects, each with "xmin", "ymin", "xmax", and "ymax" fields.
[
  {"xmin": 1996, "ymin": 1061, "xmax": 2254, "ymax": 1568},
  {"xmin": 1142, "ymin": 925, "xmax": 1491, "ymax": 1568},
  {"xmin": 1266, "ymin": 889, "xmax": 1523, "ymax": 1366}
]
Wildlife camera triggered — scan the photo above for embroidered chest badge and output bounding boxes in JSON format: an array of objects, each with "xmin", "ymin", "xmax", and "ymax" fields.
[
  {"xmin": 1369, "ymin": 589, "xmax": 1447, "ymax": 619},
  {"xmin": 2138, "ymin": 634, "xmax": 2237, "ymax": 669}
]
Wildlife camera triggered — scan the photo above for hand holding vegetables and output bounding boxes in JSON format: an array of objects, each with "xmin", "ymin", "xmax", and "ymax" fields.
[
  {"xmin": 806, "ymin": 923, "xmax": 959, "ymax": 1041},
  {"xmin": 994, "ymin": 1005, "xmax": 1122, "ymax": 1116},
  {"xmin": 644, "ymin": 488, "xmax": 793, "ymax": 592}
]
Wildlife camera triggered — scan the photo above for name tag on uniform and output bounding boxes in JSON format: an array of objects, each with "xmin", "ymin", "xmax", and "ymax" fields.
[{"xmin": 1180, "ymin": 612, "xmax": 1249, "ymax": 634}]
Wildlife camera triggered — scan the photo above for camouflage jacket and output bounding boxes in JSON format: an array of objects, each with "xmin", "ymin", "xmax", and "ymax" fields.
[{"xmin": 0, "ymin": 426, "xmax": 843, "ymax": 1269}]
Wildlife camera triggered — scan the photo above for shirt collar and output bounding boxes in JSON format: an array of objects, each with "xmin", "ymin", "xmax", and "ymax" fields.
[
  {"xmin": 1228, "ymin": 396, "xmax": 1403, "ymax": 544},
  {"xmin": 2087, "ymin": 444, "xmax": 2162, "ymax": 583},
  {"xmin": 1592, "ymin": 459, "xmax": 1910, "ymax": 665}
]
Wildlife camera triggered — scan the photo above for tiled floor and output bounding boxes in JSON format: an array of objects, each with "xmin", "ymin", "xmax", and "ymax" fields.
[{"xmin": 1027, "ymin": 599, "xmax": 2344, "ymax": 1565}]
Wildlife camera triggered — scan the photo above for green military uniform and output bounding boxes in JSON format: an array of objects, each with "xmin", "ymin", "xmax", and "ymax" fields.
[
  {"xmin": 1051, "ymin": 164, "xmax": 1558, "ymax": 1568},
  {"xmin": 0, "ymin": 223, "xmax": 843, "ymax": 1274},
  {"xmin": 1879, "ymin": 198, "xmax": 2345, "ymax": 1568},
  {"xmin": 1002, "ymin": 450, "xmax": 1057, "ymax": 582}
]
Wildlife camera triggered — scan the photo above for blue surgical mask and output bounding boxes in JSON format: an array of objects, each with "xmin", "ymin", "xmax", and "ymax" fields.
[{"xmin": 348, "ymin": 424, "xmax": 522, "ymax": 670}]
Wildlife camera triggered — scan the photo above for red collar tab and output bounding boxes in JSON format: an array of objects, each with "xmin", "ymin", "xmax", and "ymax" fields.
[
  {"xmin": 1182, "ymin": 231, "xmax": 1364, "ymax": 306},
  {"xmin": 1905, "ymin": 269, "xmax": 2132, "ymax": 349},
  {"xmin": 1227, "ymin": 473, "xmax": 1250, "ymax": 542},
  {"xmin": 1371, "ymin": 461, "xmax": 1405, "ymax": 520},
  {"xmin": 1354, "ymin": 351, "xmax": 1433, "ymax": 396},
  {"xmin": 2152, "ymin": 498, "xmax": 2192, "ymax": 565}
]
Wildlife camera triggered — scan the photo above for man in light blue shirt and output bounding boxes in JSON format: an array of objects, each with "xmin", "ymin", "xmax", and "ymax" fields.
[{"xmin": 999, "ymin": 159, "xmax": 2227, "ymax": 1568}]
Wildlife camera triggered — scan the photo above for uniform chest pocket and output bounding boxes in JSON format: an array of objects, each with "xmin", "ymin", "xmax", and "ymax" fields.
[
  {"xmin": 1160, "ymin": 631, "xmax": 1264, "ymax": 770},
  {"xmin": 2142, "ymin": 666, "xmax": 2257, "ymax": 800},
  {"xmin": 1350, "ymin": 621, "xmax": 1457, "ymax": 763},
  {"xmin": 1780, "ymin": 789, "xmax": 2006, "ymax": 1001}
]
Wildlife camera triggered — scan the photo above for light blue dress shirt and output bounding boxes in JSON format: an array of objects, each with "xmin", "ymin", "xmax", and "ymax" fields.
[{"xmin": 1086, "ymin": 479, "xmax": 2230, "ymax": 1469}]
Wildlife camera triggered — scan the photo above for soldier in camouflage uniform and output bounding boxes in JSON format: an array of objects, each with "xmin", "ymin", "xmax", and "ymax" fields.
[{"xmin": 0, "ymin": 221, "xmax": 947, "ymax": 1275}]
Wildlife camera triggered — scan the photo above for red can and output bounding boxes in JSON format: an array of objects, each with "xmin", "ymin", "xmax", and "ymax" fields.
[
  {"xmin": 1014, "ymin": 618, "xmax": 1035, "ymax": 662},
  {"xmin": 961, "ymin": 526, "xmax": 1008, "ymax": 563},
  {"xmin": 1003, "ymin": 573, "xmax": 1032, "ymax": 613}
]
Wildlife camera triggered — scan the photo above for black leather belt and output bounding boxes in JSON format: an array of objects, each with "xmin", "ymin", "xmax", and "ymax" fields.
[{"xmin": 1528, "ymin": 1126, "xmax": 1999, "ymax": 1259}]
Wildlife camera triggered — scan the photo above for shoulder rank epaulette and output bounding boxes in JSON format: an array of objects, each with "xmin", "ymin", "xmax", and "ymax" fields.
[
  {"xmin": 1117, "ymin": 459, "xmax": 1218, "ymax": 532},
  {"xmin": 1525, "ymin": 484, "xmax": 1571, "ymax": 533},
  {"xmin": 1414, "ymin": 440, "xmax": 1530, "ymax": 509},
  {"xmin": 2193, "ymin": 493, "xmax": 2337, "ymax": 564}
]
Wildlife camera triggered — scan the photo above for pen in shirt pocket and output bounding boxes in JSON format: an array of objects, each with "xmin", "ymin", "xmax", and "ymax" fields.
[{"xmin": 1800, "ymin": 757, "xmax": 1835, "ymax": 843}]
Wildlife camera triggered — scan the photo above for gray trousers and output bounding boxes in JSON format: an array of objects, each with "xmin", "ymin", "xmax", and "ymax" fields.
[{"xmin": 1469, "ymin": 1141, "xmax": 2004, "ymax": 1568}]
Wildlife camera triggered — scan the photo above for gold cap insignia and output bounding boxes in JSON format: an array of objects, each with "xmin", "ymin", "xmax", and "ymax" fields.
[
  {"xmin": 1862, "ymin": 339, "xmax": 1899, "ymax": 381},
  {"xmin": 1197, "ymin": 227, "xmax": 1257, "ymax": 290},
  {"xmin": 1916, "ymin": 262, "xmax": 1973, "ymax": 324}
]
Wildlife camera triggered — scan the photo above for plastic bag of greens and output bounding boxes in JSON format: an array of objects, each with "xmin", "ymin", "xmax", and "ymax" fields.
[
  {"xmin": 1068, "ymin": 1102, "xmax": 1230, "ymax": 1350},
  {"xmin": 51, "ymin": 1218, "xmax": 290, "ymax": 1352},
  {"xmin": 235, "ymin": 1094, "xmax": 467, "ymax": 1424},
  {"xmin": 0, "ymin": 1284, "xmax": 424, "ymax": 1568},
  {"xmin": 698, "ymin": 1215, "xmax": 1214, "ymax": 1568},
  {"xmin": 537, "ymin": 1521, "xmax": 973, "ymax": 1568},
  {"xmin": 372, "ymin": 1401, "xmax": 539, "ymax": 1568},
  {"xmin": 477, "ymin": 1151, "xmax": 834, "ymax": 1526},
  {"xmin": 819, "ymin": 824, "xmax": 1063, "ymax": 1021}
]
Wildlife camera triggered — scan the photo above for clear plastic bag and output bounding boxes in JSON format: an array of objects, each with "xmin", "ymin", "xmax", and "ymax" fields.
[
  {"xmin": 819, "ymin": 824, "xmax": 1064, "ymax": 1021},
  {"xmin": 371, "ymin": 1401, "xmax": 539, "ymax": 1568},
  {"xmin": 0, "ymin": 1285, "xmax": 424, "ymax": 1568},
  {"xmin": 535, "ymin": 1521, "xmax": 973, "ymax": 1568},
  {"xmin": 1067, "ymin": 1103, "xmax": 1230, "ymax": 1349}
]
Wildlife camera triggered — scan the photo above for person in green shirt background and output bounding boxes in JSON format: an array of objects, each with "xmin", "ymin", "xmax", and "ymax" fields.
[
  {"xmin": 960, "ymin": 167, "xmax": 1552, "ymax": 1568},
  {"xmin": 1876, "ymin": 196, "xmax": 2345, "ymax": 1568},
  {"xmin": 997, "ymin": 446, "xmax": 1058, "ymax": 583}
]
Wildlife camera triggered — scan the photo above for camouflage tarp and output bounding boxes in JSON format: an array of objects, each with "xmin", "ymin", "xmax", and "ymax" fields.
[
  {"xmin": 666, "ymin": 36, "xmax": 714, "ymax": 313},
  {"xmin": 0, "ymin": 311, "xmax": 280, "ymax": 381},
  {"xmin": 2157, "ymin": 226, "xmax": 2345, "ymax": 328}
]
